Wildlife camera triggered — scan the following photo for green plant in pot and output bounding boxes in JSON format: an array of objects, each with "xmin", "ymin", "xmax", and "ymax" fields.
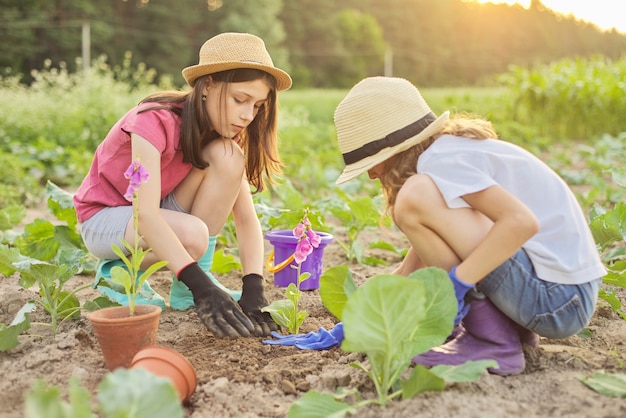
[{"xmin": 88, "ymin": 156, "xmax": 168, "ymax": 371}]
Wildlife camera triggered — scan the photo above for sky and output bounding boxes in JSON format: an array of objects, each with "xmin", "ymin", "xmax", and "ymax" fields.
[{"xmin": 473, "ymin": 0, "xmax": 626, "ymax": 33}]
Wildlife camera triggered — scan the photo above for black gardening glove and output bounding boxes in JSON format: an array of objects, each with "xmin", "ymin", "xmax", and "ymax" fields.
[
  {"xmin": 177, "ymin": 263, "xmax": 255, "ymax": 338},
  {"xmin": 238, "ymin": 273, "xmax": 278, "ymax": 336}
]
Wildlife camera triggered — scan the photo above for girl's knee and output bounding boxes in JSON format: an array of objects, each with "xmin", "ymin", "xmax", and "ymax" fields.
[
  {"xmin": 178, "ymin": 219, "xmax": 209, "ymax": 260},
  {"xmin": 203, "ymin": 139, "xmax": 245, "ymax": 177}
]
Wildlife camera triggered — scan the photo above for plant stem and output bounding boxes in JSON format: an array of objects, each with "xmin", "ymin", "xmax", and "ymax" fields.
[{"xmin": 130, "ymin": 191, "xmax": 140, "ymax": 315}]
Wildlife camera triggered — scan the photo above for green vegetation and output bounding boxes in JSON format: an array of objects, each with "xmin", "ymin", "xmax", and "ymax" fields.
[
  {"xmin": 3, "ymin": 0, "xmax": 626, "ymax": 88},
  {"xmin": 1, "ymin": 53, "xmax": 625, "ymax": 410},
  {"xmin": 25, "ymin": 368, "xmax": 183, "ymax": 418}
]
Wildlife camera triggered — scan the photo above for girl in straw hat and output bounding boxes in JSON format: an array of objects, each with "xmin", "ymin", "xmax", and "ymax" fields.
[
  {"xmin": 74, "ymin": 32, "xmax": 292, "ymax": 338},
  {"xmin": 333, "ymin": 76, "xmax": 605, "ymax": 374}
]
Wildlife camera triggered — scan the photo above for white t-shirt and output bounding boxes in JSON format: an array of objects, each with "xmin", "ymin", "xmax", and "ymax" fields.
[{"xmin": 417, "ymin": 134, "xmax": 606, "ymax": 285}]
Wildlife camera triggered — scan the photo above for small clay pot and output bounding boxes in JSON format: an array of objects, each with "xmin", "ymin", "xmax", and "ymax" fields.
[
  {"xmin": 131, "ymin": 345, "xmax": 197, "ymax": 403},
  {"xmin": 88, "ymin": 304, "xmax": 161, "ymax": 371}
]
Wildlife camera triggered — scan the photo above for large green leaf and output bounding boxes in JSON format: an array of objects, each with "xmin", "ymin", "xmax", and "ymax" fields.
[
  {"xmin": 319, "ymin": 264, "xmax": 357, "ymax": 321},
  {"xmin": 342, "ymin": 270, "xmax": 456, "ymax": 395}
]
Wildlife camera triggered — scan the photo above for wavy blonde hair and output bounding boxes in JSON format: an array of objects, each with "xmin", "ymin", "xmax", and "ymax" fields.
[{"xmin": 379, "ymin": 113, "xmax": 498, "ymax": 215}]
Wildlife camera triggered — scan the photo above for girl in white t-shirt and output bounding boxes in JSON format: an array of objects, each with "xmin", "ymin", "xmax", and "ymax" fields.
[{"xmin": 333, "ymin": 77, "xmax": 605, "ymax": 375}]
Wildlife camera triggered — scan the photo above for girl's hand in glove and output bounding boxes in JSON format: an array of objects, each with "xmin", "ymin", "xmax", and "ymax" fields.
[{"xmin": 238, "ymin": 273, "xmax": 278, "ymax": 336}]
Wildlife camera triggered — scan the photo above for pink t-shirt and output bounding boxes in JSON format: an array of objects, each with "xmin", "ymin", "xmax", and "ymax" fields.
[{"xmin": 74, "ymin": 102, "xmax": 192, "ymax": 223}]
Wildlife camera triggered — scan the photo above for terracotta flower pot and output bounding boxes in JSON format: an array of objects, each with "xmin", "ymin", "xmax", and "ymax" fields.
[
  {"xmin": 131, "ymin": 345, "xmax": 197, "ymax": 403},
  {"xmin": 88, "ymin": 304, "xmax": 161, "ymax": 371}
]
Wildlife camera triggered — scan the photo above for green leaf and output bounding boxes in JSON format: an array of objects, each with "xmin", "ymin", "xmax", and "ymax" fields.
[
  {"xmin": 17, "ymin": 262, "xmax": 74, "ymax": 289},
  {"xmin": 24, "ymin": 380, "xmax": 66, "ymax": 418},
  {"xmin": 578, "ymin": 372, "xmax": 626, "ymax": 397},
  {"xmin": 98, "ymin": 368, "xmax": 184, "ymax": 418},
  {"xmin": 110, "ymin": 266, "xmax": 132, "ymax": 298},
  {"xmin": 0, "ymin": 302, "xmax": 35, "ymax": 351},
  {"xmin": 25, "ymin": 377, "xmax": 96, "ymax": 418},
  {"xmin": 262, "ymin": 299, "xmax": 295, "ymax": 329},
  {"xmin": 297, "ymin": 271, "xmax": 311, "ymax": 285},
  {"xmin": 287, "ymin": 390, "xmax": 356, "ymax": 418},
  {"xmin": 46, "ymin": 181, "xmax": 78, "ymax": 230},
  {"xmin": 342, "ymin": 272, "xmax": 454, "ymax": 356},
  {"xmin": 0, "ymin": 205, "xmax": 26, "ymax": 231},
  {"xmin": 348, "ymin": 196, "xmax": 382, "ymax": 228},
  {"xmin": 14, "ymin": 218, "xmax": 59, "ymax": 261},
  {"xmin": 598, "ymin": 288, "xmax": 625, "ymax": 320},
  {"xmin": 401, "ymin": 364, "xmax": 446, "ymax": 398},
  {"xmin": 368, "ymin": 240, "xmax": 402, "ymax": 255},
  {"xmin": 212, "ymin": 248, "xmax": 242, "ymax": 274},
  {"xmin": 407, "ymin": 267, "xmax": 457, "ymax": 352},
  {"xmin": 341, "ymin": 269, "xmax": 456, "ymax": 403},
  {"xmin": 57, "ymin": 291, "xmax": 81, "ymax": 320},
  {"xmin": 0, "ymin": 243, "xmax": 22, "ymax": 277},
  {"xmin": 137, "ymin": 260, "xmax": 168, "ymax": 288},
  {"xmin": 319, "ymin": 264, "xmax": 357, "ymax": 321},
  {"xmin": 285, "ymin": 282, "xmax": 301, "ymax": 305},
  {"xmin": 83, "ymin": 297, "xmax": 120, "ymax": 312},
  {"xmin": 610, "ymin": 167, "xmax": 626, "ymax": 188},
  {"xmin": 430, "ymin": 360, "xmax": 498, "ymax": 382},
  {"xmin": 590, "ymin": 202, "xmax": 626, "ymax": 249}
]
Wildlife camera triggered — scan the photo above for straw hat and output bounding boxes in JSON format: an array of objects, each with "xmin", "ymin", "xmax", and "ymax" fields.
[
  {"xmin": 182, "ymin": 32, "xmax": 292, "ymax": 91},
  {"xmin": 334, "ymin": 77, "xmax": 449, "ymax": 184}
]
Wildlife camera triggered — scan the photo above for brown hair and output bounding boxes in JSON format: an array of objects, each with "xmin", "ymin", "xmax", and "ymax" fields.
[
  {"xmin": 379, "ymin": 113, "xmax": 498, "ymax": 215},
  {"xmin": 137, "ymin": 68, "xmax": 281, "ymax": 193}
]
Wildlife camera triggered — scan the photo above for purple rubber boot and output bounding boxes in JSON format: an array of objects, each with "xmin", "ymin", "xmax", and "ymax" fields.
[{"xmin": 412, "ymin": 299, "xmax": 525, "ymax": 376}]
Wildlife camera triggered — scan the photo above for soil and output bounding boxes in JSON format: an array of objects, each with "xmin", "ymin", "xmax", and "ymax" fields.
[{"xmin": 1, "ymin": 224, "xmax": 625, "ymax": 418}]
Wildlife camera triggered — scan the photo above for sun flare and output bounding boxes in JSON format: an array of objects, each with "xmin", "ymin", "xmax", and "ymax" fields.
[{"xmin": 468, "ymin": 0, "xmax": 625, "ymax": 33}]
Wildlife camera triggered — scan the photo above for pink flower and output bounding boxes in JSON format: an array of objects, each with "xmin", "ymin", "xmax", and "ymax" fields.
[
  {"xmin": 293, "ymin": 222, "xmax": 305, "ymax": 239},
  {"xmin": 307, "ymin": 229, "xmax": 321, "ymax": 248},
  {"xmin": 294, "ymin": 237, "xmax": 313, "ymax": 264},
  {"xmin": 123, "ymin": 158, "xmax": 150, "ymax": 202}
]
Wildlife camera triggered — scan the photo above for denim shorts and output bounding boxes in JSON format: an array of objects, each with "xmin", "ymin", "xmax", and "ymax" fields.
[
  {"xmin": 79, "ymin": 192, "xmax": 188, "ymax": 259},
  {"xmin": 476, "ymin": 249, "xmax": 602, "ymax": 339}
]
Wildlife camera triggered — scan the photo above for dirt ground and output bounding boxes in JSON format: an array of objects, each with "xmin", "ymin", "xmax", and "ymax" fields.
[{"xmin": 1, "ymin": 225, "xmax": 625, "ymax": 418}]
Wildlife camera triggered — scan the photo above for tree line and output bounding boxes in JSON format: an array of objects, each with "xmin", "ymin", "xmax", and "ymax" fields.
[{"xmin": 1, "ymin": 0, "xmax": 625, "ymax": 88}]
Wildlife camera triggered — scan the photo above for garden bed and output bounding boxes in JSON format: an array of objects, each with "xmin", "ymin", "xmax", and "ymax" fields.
[{"xmin": 1, "ymin": 228, "xmax": 625, "ymax": 417}]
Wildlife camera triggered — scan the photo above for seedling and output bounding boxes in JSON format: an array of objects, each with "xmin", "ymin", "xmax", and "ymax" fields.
[{"xmin": 288, "ymin": 265, "xmax": 496, "ymax": 415}]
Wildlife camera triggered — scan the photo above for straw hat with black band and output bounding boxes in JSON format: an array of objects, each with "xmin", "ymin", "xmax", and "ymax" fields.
[
  {"xmin": 334, "ymin": 77, "xmax": 449, "ymax": 184},
  {"xmin": 182, "ymin": 32, "xmax": 292, "ymax": 91}
]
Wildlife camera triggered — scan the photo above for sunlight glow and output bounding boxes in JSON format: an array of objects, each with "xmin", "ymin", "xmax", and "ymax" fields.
[{"xmin": 470, "ymin": 0, "xmax": 626, "ymax": 33}]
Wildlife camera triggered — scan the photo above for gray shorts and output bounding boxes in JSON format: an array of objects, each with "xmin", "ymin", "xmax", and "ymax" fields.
[{"xmin": 79, "ymin": 192, "xmax": 188, "ymax": 259}]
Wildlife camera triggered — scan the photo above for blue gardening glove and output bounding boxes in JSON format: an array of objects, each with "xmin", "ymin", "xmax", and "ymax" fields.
[
  {"xmin": 449, "ymin": 266, "xmax": 474, "ymax": 326},
  {"xmin": 263, "ymin": 323, "xmax": 344, "ymax": 350}
]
